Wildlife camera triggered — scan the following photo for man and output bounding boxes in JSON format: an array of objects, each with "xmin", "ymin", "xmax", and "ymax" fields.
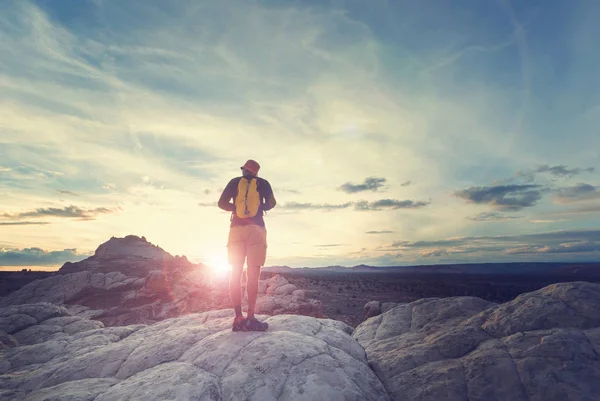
[{"xmin": 218, "ymin": 159, "xmax": 276, "ymax": 331}]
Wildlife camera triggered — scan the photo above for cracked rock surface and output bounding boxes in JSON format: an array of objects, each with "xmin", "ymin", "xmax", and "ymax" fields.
[
  {"xmin": 353, "ymin": 281, "xmax": 600, "ymax": 401},
  {"xmin": 0, "ymin": 304, "xmax": 389, "ymax": 401},
  {"xmin": 3, "ymin": 281, "xmax": 600, "ymax": 401}
]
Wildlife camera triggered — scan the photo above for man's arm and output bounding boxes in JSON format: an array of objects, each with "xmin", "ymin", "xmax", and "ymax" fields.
[
  {"xmin": 262, "ymin": 179, "xmax": 277, "ymax": 211},
  {"xmin": 218, "ymin": 179, "xmax": 237, "ymax": 212}
]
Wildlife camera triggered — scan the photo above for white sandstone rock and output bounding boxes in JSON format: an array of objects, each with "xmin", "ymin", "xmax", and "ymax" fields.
[
  {"xmin": 353, "ymin": 282, "xmax": 600, "ymax": 401},
  {"xmin": 0, "ymin": 304, "xmax": 389, "ymax": 401}
]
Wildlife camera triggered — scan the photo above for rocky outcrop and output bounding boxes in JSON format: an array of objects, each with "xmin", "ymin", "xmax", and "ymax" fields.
[
  {"xmin": 249, "ymin": 276, "xmax": 322, "ymax": 317},
  {"xmin": 0, "ymin": 270, "xmax": 322, "ymax": 326},
  {"xmin": 0, "ymin": 236, "xmax": 323, "ymax": 326},
  {"xmin": 353, "ymin": 281, "xmax": 600, "ymax": 401},
  {"xmin": 0, "ymin": 303, "xmax": 389, "ymax": 401},
  {"xmin": 363, "ymin": 301, "xmax": 400, "ymax": 319},
  {"xmin": 58, "ymin": 235, "xmax": 193, "ymax": 277}
]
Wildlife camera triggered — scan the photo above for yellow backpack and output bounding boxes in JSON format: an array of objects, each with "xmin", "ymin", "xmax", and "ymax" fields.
[{"xmin": 234, "ymin": 177, "xmax": 261, "ymax": 218}]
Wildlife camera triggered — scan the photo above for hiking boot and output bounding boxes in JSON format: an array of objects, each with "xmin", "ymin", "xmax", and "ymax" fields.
[
  {"xmin": 244, "ymin": 316, "xmax": 268, "ymax": 331},
  {"xmin": 232, "ymin": 316, "xmax": 247, "ymax": 332}
]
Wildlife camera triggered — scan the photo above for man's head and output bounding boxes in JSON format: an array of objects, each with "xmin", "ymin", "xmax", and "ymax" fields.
[{"xmin": 240, "ymin": 159, "xmax": 260, "ymax": 177}]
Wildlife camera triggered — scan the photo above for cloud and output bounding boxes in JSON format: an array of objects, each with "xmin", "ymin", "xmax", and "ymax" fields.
[
  {"xmin": 391, "ymin": 239, "xmax": 467, "ymax": 249},
  {"xmin": 554, "ymin": 183, "xmax": 600, "ymax": 203},
  {"xmin": 529, "ymin": 219, "xmax": 565, "ymax": 224},
  {"xmin": 315, "ymin": 244, "xmax": 344, "ymax": 248},
  {"xmin": 516, "ymin": 165, "xmax": 595, "ymax": 182},
  {"xmin": 391, "ymin": 229, "xmax": 600, "ymax": 249},
  {"xmin": 2, "ymin": 205, "xmax": 118, "ymax": 220},
  {"xmin": 420, "ymin": 249, "xmax": 452, "ymax": 257},
  {"xmin": 506, "ymin": 241, "xmax": 600, "ymax": 255},
  {"xmin": 384, "ymin": 229, "xmax": 600, "ymax": 259},
  {"xmin": 454, "ymin": 184, "xmax": 544, "ymax": 211},
  {"xmin": 0, "ymin": 221, "xmax": 51, "ymax": 226},
  {"xmin": 365, "ymin": 230, "xmax": 394, "ymax": 234},
  {"xmin": 338, "ymin": 177, "xmax": 387, "ymax": 193},
  {"xmin": 202, "ymin": 193, "xmax": 429, "ymax": 212},
  {"xmin": 204, "ymin": 198, "xmax": 428, "ymax": 212},
  {"xmin": 280, "ymin": 202, "xmax": 352, "ymax": 210},
  {"xmin": 0, "ymin": 247, "xmax": 90, "ymax": 266},
  {"xmin": 280, "ymin": 189, "xmax": 302, "ymax": 195},
  {"xmin": 468, "ymin": 211, "xmax": 522, "ymax": 222},
  {"xmin": 536, "ymin": 165, "xmax": 595, "ymax": 178},
  {"xmin": 0, "ymin": 166, "xmax": 12, "ymax": 172},
  {"xmin": 545, "ymin": 204, "xmax": 600, "ymax": 217},
  {"xmin": 57, "ymin": 189, "xmax": 79, "ymax": 196},
  {"xmin": 355, "ymin": 199, "xmax": 430, "ymax": 211},
  {"xmin": 400, "ymin": 181, "xmax": 413, "ymax": 187}
]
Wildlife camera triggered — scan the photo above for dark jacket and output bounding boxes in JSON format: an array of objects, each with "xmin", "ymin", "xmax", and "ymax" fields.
[{"xmin": 218, "ymin": 175, "xmax": 276, "ymax": 227}]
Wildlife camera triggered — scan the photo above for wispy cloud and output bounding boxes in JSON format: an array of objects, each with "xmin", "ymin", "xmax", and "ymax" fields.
[
  {"xmin": 366, "ymin": 230, "xmax": 394, "ymax": 234},
  {"xmin": 274, "ymin": 199, "xmax": 429, "ymax": 211},
  {"xmin": 554, "ymin": 183, "xmax": 600, "ymax": 203},
  {"xmin": 199, "ymin": 197, "xmax": 429, "ymax": 212},
  {"xmin": 400, "ymin": 181, "xmax": 413, "ymax": 187},
  {"xmin": 338, "ymin": 177, "xmax": 387, "ymax": 193},
  {"xmin": 2, "ymin": 205, "xmax": 118, "ymax": 220},
  {"xmin": 454, "ymin": 184, "xmax": 544, "ymax": 211},
  {"xmin": 0, "ymin": 247, "xmax": 90, "ymax": 266},
  {"xmin": 468, "ymin": 211, "xmax": 522, "ymax": 222},
  {"xmin": 506, "ymin": 242, "xmax": 600, "ymax": 255},
  {"xmin": 516, "ymin": 165, "xmax": 595, "ymax": 182},
  {"xmin": 57, "ymin": 189, "xmax": 79, "ymax": 196},
  {"xmin": 279, "ymin": 202, "xmax": 352, "ymax": 211},
  {"xmin": 0, "ymin": 221, "xmax": 51, "ymax": 226},
  {"xmin": 420, "ymin": 248, "xmax": 454, "ymax": 258},
  {"xmin": 355, "ymin": 199, "xmax": 430, "ymax": 211},
  {"xmin": 384, "ymin": 229, "xmax": 600, "ymax": 259}
]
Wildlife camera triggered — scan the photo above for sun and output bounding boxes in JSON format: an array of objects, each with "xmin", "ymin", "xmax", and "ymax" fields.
[{"xmin": 207, "ymin": 254, "xmax": 231, "ymax": 277}]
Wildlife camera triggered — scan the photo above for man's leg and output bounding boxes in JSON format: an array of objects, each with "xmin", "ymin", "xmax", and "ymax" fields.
[
  {"xmin": 243, "ymin": 225, "xmax": 268, "ymax": 331},
  {"xmin": 246, "ymin": 265, "xmax": 260, "ymax": 319},
  {"xmin": 229, "ymin": 263, "xmax": 244, "ymax": 318},
  {"xmin": 227, "ymin": 226, "xmax": 247, "ymax": 329}
]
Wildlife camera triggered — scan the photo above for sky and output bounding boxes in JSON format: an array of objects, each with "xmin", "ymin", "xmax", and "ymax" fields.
[{"xmin": 1, "ymin": 0, "xmax": 599, "ymax": 270}]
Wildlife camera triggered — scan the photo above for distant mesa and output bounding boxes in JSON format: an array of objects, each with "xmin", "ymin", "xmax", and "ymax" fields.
[
  {"xmin": 352, "ymin": 264, "xmax": 377, "ymax": 270},
  {"xmin": 94, "ymin": 235, "xmax": 172, "ymax": 260},
  {"xmin": 60, "ymin": 235, "xmax": 194, "ymax": 277}
]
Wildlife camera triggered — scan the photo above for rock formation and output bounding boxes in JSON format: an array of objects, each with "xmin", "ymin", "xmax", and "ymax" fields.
[
  {"xmin": 353, "ymin": 281, "xmax": 600, "ymax": 401},
  {"xmin": 0, "ymin": 303, "xmax": 388, "ymax": 401},
  {"xmin": 0, "ymin": 236, "xmax": 323, "ymax": 326},
  {"xmin": 363, "ymin": 301, "xmax": 400, "ymax": 320}
]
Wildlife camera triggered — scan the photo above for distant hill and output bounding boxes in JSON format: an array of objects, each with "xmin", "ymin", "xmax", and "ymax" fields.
[{"xmin": 263, "ymin": 262, "xmax": 600, "ymax": 276}]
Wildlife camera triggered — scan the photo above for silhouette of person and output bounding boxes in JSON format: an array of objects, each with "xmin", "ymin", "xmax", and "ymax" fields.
[{"xmin": 218, "ymin": 159, "xmax": 276, "ymax": 331}]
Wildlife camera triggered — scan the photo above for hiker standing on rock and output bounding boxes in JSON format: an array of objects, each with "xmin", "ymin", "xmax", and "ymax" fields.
[{"xmin": 218, "ymin": 159, "xmax": 277, "ymax": 331}]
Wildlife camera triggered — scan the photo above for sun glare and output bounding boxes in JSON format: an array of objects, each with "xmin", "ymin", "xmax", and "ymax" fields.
[{"xmin": 208, "ymin": 254, "xmax": 231, "ymax": 277}]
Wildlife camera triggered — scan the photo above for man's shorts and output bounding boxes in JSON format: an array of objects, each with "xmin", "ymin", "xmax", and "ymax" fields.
[{"xmin": 227, "ymin": 224, "xmax": 267, "ymax": 267}]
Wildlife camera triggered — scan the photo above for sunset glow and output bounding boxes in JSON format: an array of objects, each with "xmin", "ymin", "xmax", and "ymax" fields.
[{"xmin": 0, "ymin": 0, "xmax": 599, "ymax": 270}]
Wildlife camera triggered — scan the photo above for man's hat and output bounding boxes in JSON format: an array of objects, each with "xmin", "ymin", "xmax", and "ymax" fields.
[{"xmin": 241, "ymin": 159, "xmax": 260, "ymax": 176}]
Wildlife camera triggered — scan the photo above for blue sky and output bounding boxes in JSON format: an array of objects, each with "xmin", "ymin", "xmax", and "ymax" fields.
[{"xmin": 0, "ymin": 0, "xmax": 599, "ymax": 270}]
